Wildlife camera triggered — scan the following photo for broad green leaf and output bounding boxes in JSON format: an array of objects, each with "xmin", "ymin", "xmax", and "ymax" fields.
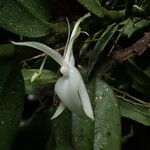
[
  {"xmin": 0, "ymin": 0, "xmax": 67, "ymax": 37},
  {"xmin": 94, "ymin": 78, "xmax": 121, "ymax": 150},
  {"xmin": 52, "ymin": 109, "xmax": 73, "ymax": 150},
  {"xmin": 120, "ymin": 19, "xmax": 150, "ymax": 38},
  {"xmin": 72, "ymin": 114, "xmax": 94, "ymax": 150},
  {"xmin": 17, "ymin": 0, "xmax": 50, "ymax": 22},
  {"xmin": 0, "ymin": 59, "xmax": 25, "ymax": 150},
  {"xmin": 0, "ymin": 0, "xmax": 49, "ymax": 37},
  {"xmin": 125, "ymin": 60, "xmax": 150, "ymax": 86},
  {"xmin": 118, "ymin": 96, "xmax": 150, "ymax": 126},
  {"xmin": 78, "ymin": 0, "xmax": 124, "ymax": 19},
  {"xmin": 87, "ymin": 24, "xmax": 118, "ymax": 76},
  {"xmin": 78, "ymin": 0, "xmax": 103, "ymax": 17},
  {"xmin": 22, "ymin": 69, "xmax": 56, "ymax": 94}
]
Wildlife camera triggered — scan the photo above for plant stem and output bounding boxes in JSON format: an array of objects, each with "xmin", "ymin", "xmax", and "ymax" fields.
[{"xmin": 112, "ymin": 87, "xmax": 147, "ymax": 104}]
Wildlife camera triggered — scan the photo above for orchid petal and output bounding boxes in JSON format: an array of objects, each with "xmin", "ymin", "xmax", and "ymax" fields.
[
  {"xmin": 69, "ymin": 54, "xmax": 75, "ymax": 66},
  {"xmin": 70, "ymin": 13, "xmax": 90, "ymax": 40},
  {"xmin": 55, "ymin": 65, "xmax": 86, "ymax": 118},
  {"xmin": 64, "ymin": 27, "xmax": 81, "ymax": 63},
  {"xmin": 80, "ymin": 31, "xmax": 89, "ymax": 36},
  {"xmin": 51, "ymin": 102, "xmax": 66, "ymax": 119},
  {"xmin": 79, "ymin": 80, "xmax": 94, "ymax": 120},
  {"xmin": 64, "ymin": 13, "xmax": 91, "ymax": 63},
  {"xmin": 11, "ymin": 41, "xmax": 64, "ymax": 66},
  {"xmin": 63, "ymin": 18, "xmax": 71, "ymax": 58}
]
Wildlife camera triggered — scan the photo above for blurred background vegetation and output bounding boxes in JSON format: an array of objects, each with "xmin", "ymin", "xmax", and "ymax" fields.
[{"xmin": 0, "ymin": 0, "xmax": 150, "ymax": 150}]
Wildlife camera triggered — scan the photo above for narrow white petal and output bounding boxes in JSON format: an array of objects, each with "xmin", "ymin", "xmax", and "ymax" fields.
[
  {"xmin": 80, "ymin": 31, "xmax": 89, "ymax": 36},
  {"xmin": 70, "ymin": 13, "xmax": 90, "ymax": 40},
  {"xmin": 64, "ymin": 13, "xmax": 91, "ymax": 64},
  {"xmin": 11, "ymin": 41, "xmax": 64, "ymax": 66},
  {"xmin": 69, "ymin": 53, "xmax": 75, "ymax": 66},
  {"xmin": 51, "ymin": 102, "xmax": 66, "ymax": 119},
  {"xmin": 79, "ymin": 79, "xmax": 94, "ymax": 120},
  {"xmin": 63, "ymin": 18, "xmax": 71, "ymax": 58}
]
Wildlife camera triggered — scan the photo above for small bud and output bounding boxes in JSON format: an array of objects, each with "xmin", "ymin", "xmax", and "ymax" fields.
[{"xmin": 31, "ymin": 72, "xmax": 40, "ymax": 82}]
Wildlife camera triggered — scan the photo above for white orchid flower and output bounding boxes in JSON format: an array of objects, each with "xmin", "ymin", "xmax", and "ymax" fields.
[{"xmin": 12, "ymin": 13, "xmax": 94, "ymax": 120}]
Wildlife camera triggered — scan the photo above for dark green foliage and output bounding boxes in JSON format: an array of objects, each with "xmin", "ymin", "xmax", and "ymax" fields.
[
  {"xmin": 0, "ymin": 59, "xmax": 25, "ymax": 150},
  {"xmin": 0, "ymin": 0, "xmax": 67, "ymax": 37},
  {"xmin": 52, "ymin": 110, "xmax": 73, "ymax": 150},
  {"xmin": 0, "ymin": 0, "xmax": 150, "ymax": 149},
  {"xmin": 87, "ymin": 23, "xmax": 118, "ymax": 76},
  {"xmin": 0, "ymin": 0, "xmax": 49, "ymax": 37},
  {"xmin": 93, "ymin": 78, "xmax": 121, "ymax": 150},
  {"xmin": 118, "ymin": 97, "xmax": 150, "ymax": 126},
  {"xmin": 78, "ymin": 0, "xmax": 125, "ymax": 19}
]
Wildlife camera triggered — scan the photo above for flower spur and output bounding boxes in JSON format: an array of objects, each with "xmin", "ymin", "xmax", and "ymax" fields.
[{"xmin": 12, "ymin": 13, "xmax": 94, "ymax": 120}]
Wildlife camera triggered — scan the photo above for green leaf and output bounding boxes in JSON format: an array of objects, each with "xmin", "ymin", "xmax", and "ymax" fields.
[
  {"xmin": 94, "ymin": 78, "xmax": 121, "ymax": 150},
  {"xmin": 22, "ymin": 69, "xmax": 56, "ymax": 94},
  {"xmin": 17, "ymin": 0, "xmax": 50, "ymax": 22},
  {"xmin": 87, "ymin": 24, "xmax": 118, "ymax": 76},
  {"xmin": 0, "ymin": 0, "xmax": 49, "ymax": 37},
  {"xmin": 72, "ymin": 115, "xmax": 94, "ymax": 150},
  {"xmin": 0, "ymin": 59, "xmax": 25, "ymax": 150},
  {"xmin": 120, "ymin": 19, "xmax": 150, "ymax": 38},
  {"xmin": 78, "ymin": 0, "xmax": 103, "ymax": 17},
  {"xmin": 52, "ymin": 109, "xmax": 73, "ymax": 150},
  {"xmin": 78, "ymin": 0, "xmax": 124, "ymax": 19},
  {"xmin": 0, "ymin": 0, "xmax": 68, "ymax": 37},
  {"xmin": 118, "ymin": 96, "xmax": 150, "ymax": 126},
  {"xmin": 125, "ymin": 60, "xmax": 150, "ymax": 86}
]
